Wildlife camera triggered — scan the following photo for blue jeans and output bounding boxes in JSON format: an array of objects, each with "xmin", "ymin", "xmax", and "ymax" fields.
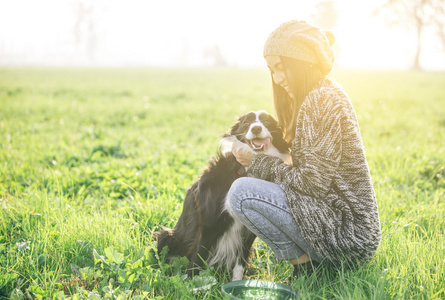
[{"xmin": 227, "ymin": 177, "xmax": 321, "ymax": 262}]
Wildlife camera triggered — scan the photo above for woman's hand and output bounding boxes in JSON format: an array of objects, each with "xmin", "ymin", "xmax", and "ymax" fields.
[{"xmin": 232, "ymin": 144, "xmax": 254, "ymax": 167}]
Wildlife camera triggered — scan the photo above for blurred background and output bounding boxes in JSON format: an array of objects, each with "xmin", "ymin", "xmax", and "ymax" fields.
[{"xmin": 1, "ymin": 0, "xmax": 444, "ymax": 71}]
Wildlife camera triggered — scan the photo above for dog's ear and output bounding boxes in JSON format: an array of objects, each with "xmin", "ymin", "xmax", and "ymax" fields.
[
  {"xmin": 222, "ymin": 114, "xmax": 244, "ymax": 137},
  {"xmin": 271, "ymin": 123, "xmax": 291, "ymax": 153},
  {"xmin": 273, "ymin": 132, "xmax": 291, "ymax": 153},
  {"xmin": 220, "ymin": 115, "xmax": 245, "ymax": 153},
  {"xmin": 259, "ymin": 112, "xmax": 291, "ymax": 153},
  {"xmin": 227, "ymin": 111, "xmax": 256, "ymax": 136},
  {"xmin": 227, "ymin": 120, "xmax": 241, "ymax": 136}
]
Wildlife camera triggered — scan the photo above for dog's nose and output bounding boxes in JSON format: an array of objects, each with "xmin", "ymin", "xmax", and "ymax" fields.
[{"xmin": 251, "ymin": 126, "xmax": 262, "ymax": 135}]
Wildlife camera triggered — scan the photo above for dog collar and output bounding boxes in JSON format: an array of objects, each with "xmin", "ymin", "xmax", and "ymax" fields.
[{"xmin": 236, "ymin": 163, "xmax": 247, "ymax": 176}]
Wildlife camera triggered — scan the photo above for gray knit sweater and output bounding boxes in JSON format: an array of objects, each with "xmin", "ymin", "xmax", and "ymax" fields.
[{"xmin": 248, "ymin": 79, "xmax": 381, "ymax": 265}]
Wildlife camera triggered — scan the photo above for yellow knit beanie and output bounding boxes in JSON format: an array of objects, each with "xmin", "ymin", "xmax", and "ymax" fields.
[{"xmin": 263, "ymin": 20, "xmax": 336, "ymax": 75}]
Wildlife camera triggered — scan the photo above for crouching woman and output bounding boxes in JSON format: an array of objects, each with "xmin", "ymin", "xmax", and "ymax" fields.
[{"xmin": 227, "ymin": 20, "xmax": 381, "ymax": 277}]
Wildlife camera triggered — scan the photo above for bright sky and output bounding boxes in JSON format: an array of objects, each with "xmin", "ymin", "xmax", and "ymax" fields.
[{"xmin": 0, "ymin": 0, "xmax": 444, "ymax": 70}]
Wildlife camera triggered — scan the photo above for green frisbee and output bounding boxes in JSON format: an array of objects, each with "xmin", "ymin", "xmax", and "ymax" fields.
[{"xmin": 221, "ymin": 280, "xmax": 299, "ymax": 299}]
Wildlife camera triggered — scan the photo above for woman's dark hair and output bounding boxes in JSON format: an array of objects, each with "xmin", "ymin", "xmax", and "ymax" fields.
[{"xmin": 271, "ymin": 56, "xmax": 324, "ymax": 143}]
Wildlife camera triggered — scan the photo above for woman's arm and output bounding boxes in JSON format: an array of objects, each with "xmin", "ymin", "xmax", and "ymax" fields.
[{"xmin": 248, "ymin": 93, "xmax": 343, "ymax": 199}]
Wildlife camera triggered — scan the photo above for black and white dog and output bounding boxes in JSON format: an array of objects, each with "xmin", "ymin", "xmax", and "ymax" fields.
[{"xmin": 153, "ymin": 111, "xmax": 291, "ymax": 281}]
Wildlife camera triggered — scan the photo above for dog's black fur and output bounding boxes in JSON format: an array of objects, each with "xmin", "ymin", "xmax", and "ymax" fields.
[{"xmin": 153, "ymin": 111, "xmax": 290, "ymax": 280}]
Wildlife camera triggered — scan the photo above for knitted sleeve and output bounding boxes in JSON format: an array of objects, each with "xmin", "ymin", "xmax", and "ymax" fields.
[{"xmin": 248, "ymin": 87, "xmax": 343, "ymax": 199}]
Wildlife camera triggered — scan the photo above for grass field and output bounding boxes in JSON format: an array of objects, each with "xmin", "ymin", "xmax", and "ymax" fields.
[{"xmin": 0, "ymin": 67, "xmax": 444, "ymax": 299}]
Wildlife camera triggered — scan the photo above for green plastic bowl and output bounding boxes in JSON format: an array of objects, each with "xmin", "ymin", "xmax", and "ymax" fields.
[{"xmin": 221, "ymin": 280, "xmax": 299, "ymax": 299}]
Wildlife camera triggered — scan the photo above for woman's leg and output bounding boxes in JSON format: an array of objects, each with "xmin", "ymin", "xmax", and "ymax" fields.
[{"xmin": 227, "ymin": 177, "xmax": 321, "ymax": 263}]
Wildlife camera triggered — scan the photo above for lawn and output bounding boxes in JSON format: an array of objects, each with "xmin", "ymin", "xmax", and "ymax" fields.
[{"xmin": 0, "ymin": 67, "xmax": 444, "ymax": 299}]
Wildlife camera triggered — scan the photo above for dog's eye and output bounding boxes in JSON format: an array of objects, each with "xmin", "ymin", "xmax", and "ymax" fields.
[{"xmin": 259, "ymin": 114, "xmax": 271, "ymax": 125}]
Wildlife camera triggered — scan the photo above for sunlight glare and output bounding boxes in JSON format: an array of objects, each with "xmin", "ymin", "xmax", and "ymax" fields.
[{"xmin": 0, "ymin": 0, "xmax": 444, "ymax": 70}]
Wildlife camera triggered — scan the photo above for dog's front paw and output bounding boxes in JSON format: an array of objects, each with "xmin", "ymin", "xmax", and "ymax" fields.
[
  {"xmin": 219, "ymin": 135, "xmax": 238, "ymax": 155},
  {"xmin": 232, "ymin": 139, "xmax": 255, "ymax": 155},
  {"xmin": 231, "ymin": 264, "xmax": 244, "ymax": 281},
  {"xmin": 219, "ymin": 136, "xmax": 254, "ymax": 155}
]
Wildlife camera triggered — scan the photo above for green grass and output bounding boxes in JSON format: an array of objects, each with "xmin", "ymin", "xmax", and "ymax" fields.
[{"xmin": 0, "ymin": 67, "xmax": 444, "ymax": 299}]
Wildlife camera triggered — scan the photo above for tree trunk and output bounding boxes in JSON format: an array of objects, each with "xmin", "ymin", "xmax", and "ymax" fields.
[{"xmin": 412, "ymin": 19, "xmax": 422, "ymax": 70}]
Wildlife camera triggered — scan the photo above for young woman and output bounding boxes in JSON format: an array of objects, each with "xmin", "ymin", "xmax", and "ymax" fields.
[{"xmin": 228, "ymin": 20, "xmax": 381, "ymax": 277}]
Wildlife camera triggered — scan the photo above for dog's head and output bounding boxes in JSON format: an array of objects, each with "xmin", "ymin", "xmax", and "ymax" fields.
[{"xmin": 225, "ymin": 110, "xmax": 290, "ymax": 154}]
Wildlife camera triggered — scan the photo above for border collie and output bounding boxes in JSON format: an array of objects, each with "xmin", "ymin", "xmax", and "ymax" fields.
[{"xmin": 153, "ymin": 111, "xmax": 291, "ymax": 281}]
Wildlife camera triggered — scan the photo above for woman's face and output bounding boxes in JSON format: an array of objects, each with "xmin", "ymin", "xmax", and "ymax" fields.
[{"xmin": 265, "ymin": 55, "xmax": 295, "ymax": 100}]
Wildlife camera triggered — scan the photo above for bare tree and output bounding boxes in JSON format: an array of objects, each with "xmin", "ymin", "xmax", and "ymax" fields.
[
  {"xmin": 73, "ymin": 0, "xmax": 99, "ymax": 63},
  {"xmin": 311, "ymin": 0, "xmax": 338, "ymax": 30},
  {"xmin": 376, "ymin": 0, "xmax": 445, "ymax": 70},
  {"xmin": 203, "ymin": 44, "xmax": 227, "ymax": 67}
]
